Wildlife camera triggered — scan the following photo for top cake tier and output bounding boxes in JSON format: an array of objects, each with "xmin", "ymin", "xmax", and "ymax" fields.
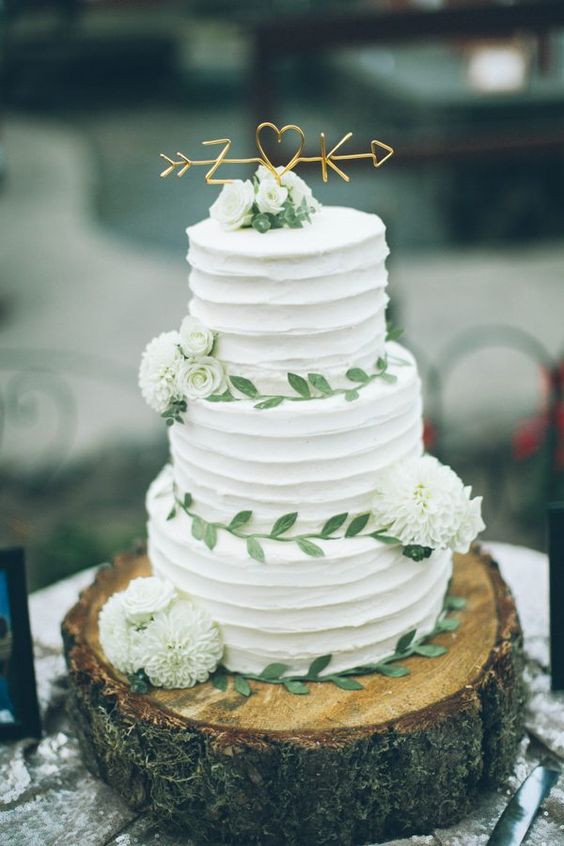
[{"xmin": 186, "ymin": 206, "xmax": 389, "ymax": 393}]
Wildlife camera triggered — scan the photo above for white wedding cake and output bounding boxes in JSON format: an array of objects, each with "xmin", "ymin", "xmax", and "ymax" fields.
[{"xmin": 130, "ymin": 167, "xmax": 483, "ymax": 688}]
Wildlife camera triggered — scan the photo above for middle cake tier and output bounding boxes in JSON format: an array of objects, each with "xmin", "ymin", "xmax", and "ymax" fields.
[{"xmin": 167, "ymin": 342, "xmax": 422, "ymax": 529}]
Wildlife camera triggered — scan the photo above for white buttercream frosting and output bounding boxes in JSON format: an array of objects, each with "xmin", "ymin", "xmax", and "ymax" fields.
[
  {"xmin": 145, "ymin": 203, "xmax": 453, "ymax": 677},
  {"xmin": 186, "ymin": 206, "xmax": 389, "ymax": 392}
]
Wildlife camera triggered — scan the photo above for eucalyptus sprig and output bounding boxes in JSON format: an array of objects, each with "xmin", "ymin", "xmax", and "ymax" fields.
[
  {"xmin": 206, "ymin": 356, "xmax": 399, "ymax": 410},
  {"xmin": 211, "ymin": 595, "xmax": 467, "ymax": 697},
  {"xmin": 171, "ymin": 494, "xmax": 416, "ymax": 563}
]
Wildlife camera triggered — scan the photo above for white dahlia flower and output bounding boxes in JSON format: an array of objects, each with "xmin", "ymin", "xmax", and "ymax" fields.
[
  {"xmin": 138, "ymin": 330, "xmax": 183, "ymax": 413},
  {"xmin": 256, "ymin": 177, "xmax": 288, "ymax": 215},
  {"xmin": 120, "ymin": 576, "xmax": 176, "ymax": 625},
  {"xmin": 210, "ymin": 179, "xmax": 255, "ymax": 230},
  {"xmin": 179, "ymin": 315, "xmax": 215, "ymax": 358},
  {"xmin": 98, "ymin": 594, "xmax": 138, "ymax": 675},
  {"xmin": 134, "ymin": 599, "xmax": 224, "ymax": 689},
  {"xmin": 371, "ymin": 455, "xmax": 485, "ymax": 553},
  {"xmin": 176, "ymin": 356, "xmax": 226, "ymax": 400}
]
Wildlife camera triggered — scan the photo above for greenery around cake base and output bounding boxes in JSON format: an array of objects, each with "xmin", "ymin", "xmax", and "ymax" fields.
[{"xmin": 208, "ymin": 595, "xmax": 467, "ymax": 697}]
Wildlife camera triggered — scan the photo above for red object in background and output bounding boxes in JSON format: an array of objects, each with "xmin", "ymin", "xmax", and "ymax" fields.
[
  {"xmin": 423, "ymin": 418, "xmax": 437, "ymax": 452},
  {"xmin": 513, "ymin": 361, "xmax": 564, "ymax": 469}
]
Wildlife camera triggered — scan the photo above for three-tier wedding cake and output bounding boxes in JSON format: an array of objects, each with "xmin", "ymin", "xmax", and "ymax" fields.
[{"xmin": 108, "ymin": 165, "xmax": 486, "ymax": 691}]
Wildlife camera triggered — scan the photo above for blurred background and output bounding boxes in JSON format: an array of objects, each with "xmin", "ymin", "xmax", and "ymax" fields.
[{"xmin": 1, "ymin": 0, "xmax": 563, "ymax": 590}]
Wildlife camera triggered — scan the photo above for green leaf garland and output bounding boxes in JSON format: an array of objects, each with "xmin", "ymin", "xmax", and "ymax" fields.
[{"xmin": 208, "ymin": 592, "xmax": 466, "ymax": 698}]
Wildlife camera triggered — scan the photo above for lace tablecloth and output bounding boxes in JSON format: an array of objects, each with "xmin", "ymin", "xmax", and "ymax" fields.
[{"xmin": 1, "ymin": 543, "xmax": 563, "ymax": 846}]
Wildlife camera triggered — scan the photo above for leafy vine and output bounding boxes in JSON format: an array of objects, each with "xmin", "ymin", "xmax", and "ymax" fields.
[
  {"xmin": 207, "ymin": 354, "xmax": 398, "ymax": 410},
  {"xmin": 211, "ymin": 595, "xmax": 467, "ymax": 697},
  {"xmin": 168, "ymin": 494, "xmax": 433, "ymax": 563}
]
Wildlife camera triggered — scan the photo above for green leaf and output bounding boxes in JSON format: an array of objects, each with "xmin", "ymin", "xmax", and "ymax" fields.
[
  {"xmin": 254, "ymin": 396, "xmax": 284, "ymax": 410},
  {"xmin": 436, "ymin": 617, "xmax": 460, "ymax": 632},
  {"xmin": 403, "ymin": 544, "xmax": 433, "ymax": 562},
  {"xmin": 307, "ymin": 654, "xmax": 332, "ymax": 677},
  {"xmin": 376, "ymin": 663, "xmax": 410, "ymax": 678},
  {"xmin": 287, "ymin": 372, "xmax": 311, "ymax": 398},
  {"xmin": 344, "ymin": 389, "xmax": 359, "ymax": 402},
  {"xmin": 380, "ymin": 372, "xmax": 398, "ymax": 384},
  {"xmin": 166, "ymin": 506, "xmax": 176, "ymax": 521},
  {"xmin": 283, "ymin": 680, "xmax": 310, "ymax": 695},
  {"xmin": 234, "ymin": 675, "xmax": 252, "ymax": 696},
  {"xmin": 271, "ymin": 512, "xmax": 298, "ymax": 537},
  {"xmin": 191, "ymin": 515, "xmax": 205, "ymax": 541},
  {"xmin": 330, "ymin": 676, "xmax": 364, "ymax": 691},
  {"xmin": 370, "ymin": 533, "xmax": 401, "ymax": 545},
  {"xmin": 183, "ymin": 493, "xmax": 192, "ymax": 509},
  {"xmin": 204, "ymin": 523, "xmax": 217, "ymax": 551},
  {"xmin": 308, "ymin": 373, "xmax": 332, "ymax": 395},
  {"xmin": 345, "ymin": 513, "xmax": 370, "ymax": 537},
  {"xmin": 260, "ymin": 663, "xmax": 289, "ymax": 680},
  {"xmin": 128, "ymin": 669, "xmax": 150, "ymax": 694},
  {"xmin": 320, "ymin": 513, "xmax": 348, "ymax": 537},
  {"xmin": 247, "ymin": 536, "xmax": 265, "ymax": 563},
  {"xmin": 346, "ymin": 368, "xmax": 369, "ymax": 384},
  {"xmin": 396, "ymin": 629, "xmax": 416, "ymax": 653},
  {"xmin": 211, "ymin": 669, "xmax": 228, "ymax": 691},
  {"xmin": 252, "ymin": 214, "xmax": 271, "ymax": 234},
  {"xmin": 445, "ymin": 595, "xmax": 467, "ymax": 610},
  {"xmin": 413, "ymin": 643, "xmax": 448, "ymax": 658},
  {"xmin": 206, "ymin": 389, "xmax": 235, "ymax": 403},
  {"xmin": 229, "ymin": 510, "xmax": 253, "ymax": 530},
  {"xmin": 376, "ymin": 356, "xmax": 388, "ymax": 372},
  {"xmin": 296, "ymin": 538, "xmax": 324, "ymax": 558},
  {"xmin": 386, "ymin": 323, "xmax": 404, "ymax": 342},
  {"xmin": 230, "ymin": 375, "xmax": 259, "ymax": 398}
]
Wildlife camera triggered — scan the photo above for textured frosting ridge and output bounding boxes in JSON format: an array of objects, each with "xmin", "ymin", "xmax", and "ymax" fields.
[
  {"xmin": 187, "ymin": 206, "xmax": 389, "ymax": 392},
  {"xmin": 146, "ymin": 203, "xmax": 453, "ymax": 677}
]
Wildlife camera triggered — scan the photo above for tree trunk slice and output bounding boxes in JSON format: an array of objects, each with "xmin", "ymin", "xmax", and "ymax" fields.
[{"xmin": 62, "ymin": 547, "xmax": 525, "ymax": 846}]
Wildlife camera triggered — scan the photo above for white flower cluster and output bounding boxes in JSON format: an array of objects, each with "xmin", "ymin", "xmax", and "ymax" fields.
[
  {"xmin": 98, "ymin": 576, "xmax": 224, "ymax": 689},
  {"xmin": 138, "ymin": 316, "xmax": 226, "ymax": 414},
  {"xmin": 371, "ymin": 455, "xmax": 485, "ymax": 554},
  {"xmin": 210, "ymin": 165, "xmax": 320, "ymax": 232}
]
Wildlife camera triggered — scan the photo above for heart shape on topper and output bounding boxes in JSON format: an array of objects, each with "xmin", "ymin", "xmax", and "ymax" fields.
[
  {"xmin": 256, "ymin": 122, "xmax": 305, "ymax": 180},
  {"xmin": 370, "ymin": 140, "xmax": 394, "ymax": 169}
]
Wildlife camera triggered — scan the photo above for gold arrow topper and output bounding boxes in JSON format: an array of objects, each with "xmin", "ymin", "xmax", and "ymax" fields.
[{"xmin": 160, "ymin": 122, "xmax": 394, "ymax": 185}]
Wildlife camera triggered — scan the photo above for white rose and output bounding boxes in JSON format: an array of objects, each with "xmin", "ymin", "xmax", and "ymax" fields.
[
  {"xmin": 257, "ymin": 165, "xmax": 320, "ymax": 212},
  {"xmin": 179, "ymin": 316, "xmax": 214, "ymax": 358},
  {"xmin": 98, "ymin": 594, "xmax": 138, "ymax": 675},
  {"xmin": 138, "ymin": 330, "xmax": 183, "ymax": 413},
  {"xmin": 120, "ymin": 576, "xmax": 177, "ymax": 625},
  {"xmin": 209, "ymin": 180, "xmax": 255, "ymax": 230},
  {"xmin": 176, "ymin": 356, "xmax": 226, "ymax": 400},
  {"xmin": 280, "ymin": 169, "xmax": 319, "ymax": 210},
  {"xmin": 256, "ymin": 178, "xmax": 288, "ymax": 215}
]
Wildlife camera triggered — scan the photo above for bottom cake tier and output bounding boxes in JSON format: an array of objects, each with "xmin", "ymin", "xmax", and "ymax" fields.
[
  {"xmin": 147, "ymin": 464, "xmax": 453, "ymax": 676},
  {"xmin": 62, "ymin": 547, "xmax": 524, "ymax": 846}
]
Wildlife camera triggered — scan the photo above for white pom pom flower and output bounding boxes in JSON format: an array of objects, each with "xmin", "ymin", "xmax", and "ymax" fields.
[
  {"xmin": 120, "ymin": 576, "xmax": 176, "ymax": 625},
  {"xmin": 133, "ymin": 599, "xmax": 224, "ymax": 689},
  {"xmin": 176, "ymin": 356, "xmax": 226, "ymax": 400},
  {"xmin": 98, "ymin": 594, "xmax": 138, "ymax": 675},
  {"xmin": 138, "ymin": 330, "xmax": 183, "ymax": 413},
  {"xmin": 210, "ymin": 179, "xmax": 255, "ymax": 230},
  {"xmin": 256, "ymin": 178, "xmax": 288, "ymax": 215},
  {"xmin": 371, "ymin": 455, "xmax": 484, "ymax": 553}
]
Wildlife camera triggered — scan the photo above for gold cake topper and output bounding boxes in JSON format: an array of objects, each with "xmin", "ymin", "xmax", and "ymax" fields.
[{"xmin": 159, "ymin": 122, "xmax": 394, "ymax": 185}]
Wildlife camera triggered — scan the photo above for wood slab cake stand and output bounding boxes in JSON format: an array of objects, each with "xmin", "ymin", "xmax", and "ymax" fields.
[{"xmin": 62, "ymin": 547, "xmax": 524, "ymax": 846}]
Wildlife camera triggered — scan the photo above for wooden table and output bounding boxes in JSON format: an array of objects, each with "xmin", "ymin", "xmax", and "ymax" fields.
[{"xmin": 1, "ymin": 542, "xmax": 563, "ymax": 846}]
